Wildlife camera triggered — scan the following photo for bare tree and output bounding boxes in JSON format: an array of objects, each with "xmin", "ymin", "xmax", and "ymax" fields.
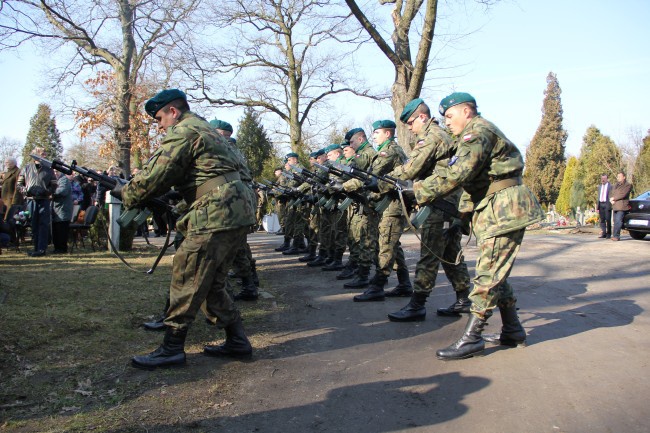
[
  {"xmin": 0, "ymin": 137, "xmax": 22, "ymax": 168},
  {"xmin": 344, "ymin": 0, "xmax": 495, "ymax": 148},
  {"xmin": 0, "ymin": 0, "xmax": 200, "ymax": 171},
  {"xmin": 181, "ymin": 0, "xmax": 382, "ymax": 153}
]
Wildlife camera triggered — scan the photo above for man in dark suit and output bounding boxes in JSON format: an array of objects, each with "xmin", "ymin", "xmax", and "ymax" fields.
[{"xmin": 597, "ymin": 174, "xmax": 612, "ymax": 238}]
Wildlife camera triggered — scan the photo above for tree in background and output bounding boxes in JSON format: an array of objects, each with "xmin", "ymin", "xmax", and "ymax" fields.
[
  {"xmin": 633, "ymin": 130, "xmax": 650, "ymax": 194},
  {"xmin": 570, "ymin": 178, "xmax": 588, "ymax": 213},
  {"xmin": 0, "ymin": 137, "xmax": 22, "ymax": 168},
  {"xmin": 21, "ymin": 104, "xmax": 63, "ymax": 162},
  {"xmin": 523, "ymin": 72, "xmax": 567, "ymax": 205},
  {"xmin": 575, "ymin": 125, "xmax": 621, "ymax": 206},
  {"xmin": 1, "ymin": 0, "xmax": 200, "ymax": 172},
  {"xmin": 555, "ymin": 156, "xmax": 578, "ymax": 215},
  {"xmin": 75, "ymin": 72, "xmax": 161, "ymax": 170},
  {"xmin": 236, "ymin": 108, "xmax": 276, "ymax": 180},
  {"xmin": 191, "ymin": 0, "xmax": 374, "ymax": 154}
]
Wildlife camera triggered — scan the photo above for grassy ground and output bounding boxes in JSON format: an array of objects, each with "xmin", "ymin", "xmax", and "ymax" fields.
[{"xmin": 0, "ymin": 241, "xmax": 285, "ymax": 432}]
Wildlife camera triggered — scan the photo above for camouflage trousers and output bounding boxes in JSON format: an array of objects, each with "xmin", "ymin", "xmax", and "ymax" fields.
[
  {"xmin": 165, "ymin": 227, "xmax": 248, "ymax": 330},
  {"xmin": 318, "ymin": 207, "xmax": 348, "ymax": 256},
  {"xmin": 231, "ymin": 239, "xmax": 255, "ymax": 279},
  {"xmin": 376, "ymin": 214, "xmax": 408, "ymax": 277},
  {"xmin": 348, "ymin": 206, "xmax": 379, "ymax": 269},
  {"xmin": 275, "ymin": 201, "xmax": 287, "ymax": 231},
  {"xmin": 305, "ymin": 206, "xmax": 320, "ymax": 247},
  {"xmin": 413, "ymin": 214, "xmax": 470, "ymax": 296},
  {"xmin": 469, "ymin": 228, "xmax": 525, "ymax": 316}
]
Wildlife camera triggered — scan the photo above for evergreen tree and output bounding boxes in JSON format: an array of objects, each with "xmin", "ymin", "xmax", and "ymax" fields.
[
  {"xmin": 570, "ymin": 178, "xmax": 588, "ymax": 212},
  {"xmin": 523, "ymin": 72, "xmax": 567, "ymax": 205},
  {"xmin": 22, "ymin": 104, "xmax": 63, "ymax": 163},
  {"xmin": 555, "ymin": 156, "xmax": 578, "ymax": 215},
  {"xmin": 633, "ymin": 130, "xmax": 650, "ymax": 193},
  {"xmin": 575, "ymin": 125, "xmax": 622, "ymax": 206},
  {"xmin": 236, "ymin": 108, "xmax": 275, "ymax": 180}
]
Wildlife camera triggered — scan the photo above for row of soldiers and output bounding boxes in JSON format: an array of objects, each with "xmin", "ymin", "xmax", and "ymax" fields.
[{"xmin": 267, "ymin": 93, "xmax": 544, "ymax": 360}]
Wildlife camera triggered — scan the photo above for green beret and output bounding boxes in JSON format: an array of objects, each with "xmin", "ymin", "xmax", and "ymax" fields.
[
  {"xmin": 324, "ymin": 144, "xmax": 342, "ymax": 153},
  {"xmin": 285, "ymin": 152, "xmax": 299, "ymax": 159},
  {"xmin": 344, "ymin": 128, "xmax": 364, "ymax": 141},
  {"xmin": 341, "ymin": 141, "xmax": 351, "ymax": 148},
  {"xmin": 438, "ymin": 92, "xmax": 476, "ymax": 115},
  {"xmin": 372, "ymin": 119, "xmax": 396, "ymax": 130},
  {"xmin": 309, "ymin": 149, "xmax": 325, "ymax": 158},
  {"xmin": 145, "ymin": 89, "xmax": 186, "ymax": 118},
  {"xmin": 399, "ymin": 98, "xmax": 424, "ymax": 123},
  {"xmin": 209, "ymin": 119, "xmax": 233, "ymax": 132}
]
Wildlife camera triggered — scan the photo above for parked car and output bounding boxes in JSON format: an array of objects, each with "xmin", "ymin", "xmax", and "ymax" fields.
[{"xmin": 623, "ymin": 190, "xmax": 650, "ymax": 240}]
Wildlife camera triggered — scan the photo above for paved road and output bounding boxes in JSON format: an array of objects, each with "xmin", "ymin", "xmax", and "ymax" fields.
[{"xmin": 153, "ymin": 230, "xmax": 650, "ymax": 433}]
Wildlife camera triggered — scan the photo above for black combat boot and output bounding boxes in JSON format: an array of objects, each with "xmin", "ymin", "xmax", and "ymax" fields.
[
  {"xmin": 436, "ymin": 289, "xmax": 472, "ymax": 316},
  {"xmin": 336, "ymin": 260, "xmax": 358, "ymax": 280},
  {"xmin": 203, "ymin": 318, "xmax": 253, "ymax": 359},
  {"xmin": 307, "ymin": 249, "xmax": 329, "ymax": 267},
  {"xmin": 353, "ymin": 274, "xmax": 387, "ymax": 302},
  {"xmin": 299, "ymin": 245, "xmax": 318, "ymax": 262},
  {"xmin": 322, "ymin": 252, "xmax": 344, "ymax": 271},
  {"xmin": 387, "ymin": 292, "xmax": 428, "ymax": 322},
  {"xmin": 143, "ymin": 298, "xmax": 170, "ymax": 331},
  {"xmin": 483, "ymin": 303, "xmax": 527, "ymax": 347},
  {"xmin": 274, "ymin": 236, "xmax": 291, "ymax": 252},
  {"xmin": 131, "ymin": 327, "xmax": 187, "ymax": 369},
  {"xmin": 250, "ymin": 260, "xmax": 260, "ymax": 286},
  {"xmin": 233, "ymin": 276, "xmax": 259, "ymax": 301},
  {"xmin": 385, "ymin": 267, "xmax": 413, "ymax": 297},
  {"xmin": 436, "ymin": 313, "xmax": 489, "ymax": 360},
  {"xmin": 344, "ymin": 266, "xmax": 370, "ymax": 289},
  {"xmin": 282, "ymin": 237, "xmax": 303, "ymax": 255}
]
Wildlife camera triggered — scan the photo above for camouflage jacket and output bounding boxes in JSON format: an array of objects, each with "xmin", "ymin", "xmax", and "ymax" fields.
[
  {"xmin": 344, "ymin": 140, "xmax": 407, "ymax": 217},
  {"xmin": 352, "ymin": 141, "xmax": 377, "ymax": 171},
  {"xmin": 383, "ymin": 119, "xmax": 461, "ymax": 222},
  {"xmin": 413, "ymin": 115, "xmax": 544, "ymax": 240},
  {"xmin": 122, "ymin": 111, "xmax": 255, "ymax": 236}
]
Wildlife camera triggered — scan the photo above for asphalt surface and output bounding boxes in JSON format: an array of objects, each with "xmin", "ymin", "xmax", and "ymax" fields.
[{"xmin": 140, "ymin": 229, "xmax": 650, "ymax": 433}]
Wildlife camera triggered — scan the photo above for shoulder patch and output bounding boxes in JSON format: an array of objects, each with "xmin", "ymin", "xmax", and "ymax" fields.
[
  {"xmin": 379, "ymin": 151, "xmax": 388, "ymax": 157},
  {"xmin": 415, "ymin": 140, "xmax": 425, "ymax": 148},
  {"xmin": 448, "ymin": 156, "xmax": 459, "ymax": 166},
  {"xmin": 463, "ymin": 134, "xmax": 472, "ymax": 142}
]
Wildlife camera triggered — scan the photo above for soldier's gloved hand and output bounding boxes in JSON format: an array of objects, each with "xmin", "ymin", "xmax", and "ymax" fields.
[
  {"xmin": 364, "ymin": 177, "xmax": 379, "ymax": 193},
  {"xmin": 329, "ymin": 180, "xmax": 344, "ymax": 193},
  {"xmin": 109, "ymin": 178, "xmax": 128, "ymax": 200}
]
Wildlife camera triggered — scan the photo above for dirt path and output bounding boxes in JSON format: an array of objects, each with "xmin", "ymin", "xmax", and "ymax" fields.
[{"xmin": 124, "ymin": 230, "xmax": 650, "ymax": 433}]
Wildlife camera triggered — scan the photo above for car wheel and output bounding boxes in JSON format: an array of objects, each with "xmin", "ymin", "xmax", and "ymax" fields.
[{"xmin": 629, "ymin": 230, "xmax": 647, "ymax": 240}]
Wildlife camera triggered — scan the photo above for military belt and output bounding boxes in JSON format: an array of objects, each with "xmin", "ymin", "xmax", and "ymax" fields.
[
  {"xmin": 188, "ymin": 171, "xmax": 241, "ymax": 203},
  {"xmin": 487, "ymin": 176, "xmax": 522, "ymax": 196}
]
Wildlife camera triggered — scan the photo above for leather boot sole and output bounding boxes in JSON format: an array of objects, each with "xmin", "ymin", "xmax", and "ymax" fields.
[
  {"xmin": 203, "ymin": 347, "xmax": 253, "ymax": 359},
  {"xmin": 131, "ymin": 354, "xmax": 186, "ymax": 370},
  {"xmin": 436, "ymin": 349, "xmax": 484, "ymax": 360},
  {"xmin": 353, "ymin": 294, "xmax": 385, "ymax": 302},
  {"xmin": 387, "ymin": 312, "xmax": 426, "ymax": 322}
]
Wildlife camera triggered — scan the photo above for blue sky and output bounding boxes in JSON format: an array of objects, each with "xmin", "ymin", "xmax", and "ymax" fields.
[{"xmin": 1, "ymin": 0, "xmax": 648, "ymax": 161}]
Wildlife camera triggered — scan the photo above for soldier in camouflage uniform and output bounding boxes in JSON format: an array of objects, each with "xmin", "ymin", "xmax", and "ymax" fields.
[
  {"xmin": 298, "ymin": 149, "xmax": 326, "ymax": 262},
  {"xmin": 282, "ymin": 153, "xmax": 309, "ymax": 255},
  {"xmin": 210, "ymin": 119, "xmax": 260, "ymax": 301},
  {"xmin": 412, "ymin": 92, "xmax": 545, "ymax": 360},
  {"xmin": 117, "ymin": 90, "xmax": 257, "ymax": 369},
  {"xmin": 307, "ymin": 149, "xmax": 334, "ymax": 267},
  {"xmin": 343, "ymin": 120, "xmax": 411, "ymax": 302},
  {"xmin": 320, "ymin": 144, "xmax": 349, "ymax": 271},
  {"xmin": 274, "ymin": 159, "xmax": 295, "ymax": 251},
  {"xmin": 273, "ymin": 167, "xmax": 286, "ymax": 235},
  {"xmin": 335, "ymin": 128, "xmax": 379, "ymax": 288},
  {"xmin": 381, "ymin": 98, "xmax": 471, "ymax": 322}
]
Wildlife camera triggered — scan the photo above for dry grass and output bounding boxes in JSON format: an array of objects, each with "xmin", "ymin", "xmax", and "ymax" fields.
[{"xmin": 0, "ymin": 243, "xmax": 285, "ymax": 432}]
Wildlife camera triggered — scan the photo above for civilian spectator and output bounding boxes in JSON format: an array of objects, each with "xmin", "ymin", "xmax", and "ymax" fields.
[
  {"xmin": 1, "ymin": 157, "xmax": 24, "ymax": 220},
  {"xmin": 610, "ymin": 171, "xmax": 632, "ymax": 241},
  {"xmin": 52, "ymin": 170, "xmax": 73, "ymax": 253},
  {"xmin": 597, "ymin": 174, "xmax": 612, "ymax": 238}
]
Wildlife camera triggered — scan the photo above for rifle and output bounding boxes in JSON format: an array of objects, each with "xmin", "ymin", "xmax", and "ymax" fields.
[
  {"xmin": 310, "ymin": 162, "xmax": 372, "ymax": 211},
  {"xmin": 31, "ymin": 154, "xmax": 172, "ymax": 228}
]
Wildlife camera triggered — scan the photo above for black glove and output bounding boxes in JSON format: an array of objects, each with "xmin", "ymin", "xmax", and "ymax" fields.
[
  {"xmin": 109, "ymin": 178, "xmax": 128, "ymax": 200},
  {"xmin": 329, "ymin": 180, "xmax": 344, "ymax": 193},
  {"xmin": 364, "ymin": 176, "xmax": 379, "ymax": 193}
]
